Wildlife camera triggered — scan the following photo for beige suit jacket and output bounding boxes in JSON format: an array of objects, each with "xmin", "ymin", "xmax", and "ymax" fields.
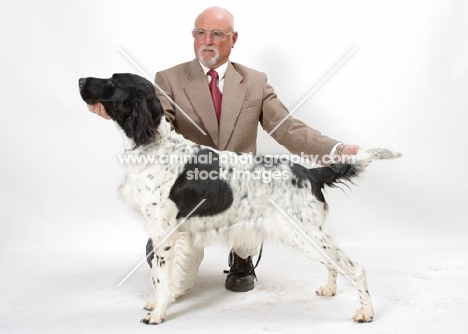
[{"xmin": 155, "ymin": 59, "xmax": 339, "ymax": 159}]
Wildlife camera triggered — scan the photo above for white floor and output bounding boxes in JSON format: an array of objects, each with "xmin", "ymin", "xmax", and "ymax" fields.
[{"xmin": 1, "ymin": 244, "xmax": 466, "ymax": 334}]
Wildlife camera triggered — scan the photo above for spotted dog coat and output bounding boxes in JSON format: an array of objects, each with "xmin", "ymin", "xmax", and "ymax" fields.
[{"xmin": 79, "ymin": 73, "xmax": 401, "ymax": 325}]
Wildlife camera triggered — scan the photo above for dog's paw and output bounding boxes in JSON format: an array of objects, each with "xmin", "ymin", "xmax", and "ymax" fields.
[
  {"xmin": 141, "ymin": 312, "xmax": 165, "ymax": 325},
  {"xmin": 143, "ymin": 299, "xmax": 156, "ymax": 311},
  {"xmin": 352, "ymin": 308, "xmax": 374, "ymax": 323},
  {"xmin": 315, "ymin": 286, "xmax": 336, "ymax": 297}
]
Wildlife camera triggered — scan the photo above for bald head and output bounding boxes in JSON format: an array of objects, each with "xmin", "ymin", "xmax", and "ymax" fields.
[{"xmin": 195, "ymin": 6, "xmax": 235, "ymax": 31}]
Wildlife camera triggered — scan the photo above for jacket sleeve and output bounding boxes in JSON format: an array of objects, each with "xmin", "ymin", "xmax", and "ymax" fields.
[{"xmin": 259, "ymin": 72, "xmax": 340, "ymax": 162}]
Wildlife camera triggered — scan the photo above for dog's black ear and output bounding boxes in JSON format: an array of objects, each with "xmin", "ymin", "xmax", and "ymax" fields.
[
  {"xmin": 147, "ymin": 93, "xmax": 163, "ymax": 130},
  {"xmin": 130, "ymin": 94, "xmax": 155, "ymax": 148},
  {"xmin": 129, "ymin": 91, "xmax": 163, "ymax": 148}
]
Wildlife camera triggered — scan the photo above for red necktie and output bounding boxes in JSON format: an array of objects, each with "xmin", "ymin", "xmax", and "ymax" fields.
[{"xmin": 208, "ymin": 69, "xmax": 222, "ymax": 124}]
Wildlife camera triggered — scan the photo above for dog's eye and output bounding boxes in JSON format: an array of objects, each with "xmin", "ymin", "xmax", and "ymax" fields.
[{"xmin": 107, "ymin": 80, "xmax": 115, "ymax": 87}]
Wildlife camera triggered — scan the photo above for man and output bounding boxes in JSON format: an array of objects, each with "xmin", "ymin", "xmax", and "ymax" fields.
[{"xmin": 88, "ymin": 6, "xmax": 359, "ymax": 293}]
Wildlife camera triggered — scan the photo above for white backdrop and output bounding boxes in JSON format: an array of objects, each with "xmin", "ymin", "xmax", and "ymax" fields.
[{"xmin": 1, "ymin": 0, "xmax": 467, "ymax": 256}]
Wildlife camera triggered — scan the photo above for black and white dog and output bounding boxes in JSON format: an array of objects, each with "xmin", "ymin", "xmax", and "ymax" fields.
[{"xmin": 79, "ymin": 73, "xmax": 401, "ymax": 325}]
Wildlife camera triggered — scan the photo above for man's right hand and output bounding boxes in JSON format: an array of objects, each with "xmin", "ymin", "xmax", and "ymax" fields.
[{"xmin": 87, "ymin": 102, "xmax": 111, "ymax": 120}]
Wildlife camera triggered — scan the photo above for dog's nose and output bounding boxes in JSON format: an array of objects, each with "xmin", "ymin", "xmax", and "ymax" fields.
[{"xmin": 78, "ymin": 78, "xmax": 87, "ymax": 88}]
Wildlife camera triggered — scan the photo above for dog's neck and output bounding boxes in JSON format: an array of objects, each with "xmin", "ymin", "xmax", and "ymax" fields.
[
  {"xmin": 114, "ymin": 122, "xmax": 135, "ymax": 151},
  {"xmin": 156, "ymin": 117, "xmax": 172, "ymax": 139},
  {"xmin": 114, "ymin": 118, "xmax": 173, "ymax": 152}
]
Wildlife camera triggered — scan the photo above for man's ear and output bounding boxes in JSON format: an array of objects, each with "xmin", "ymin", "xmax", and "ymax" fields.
[{"xmin": 231, "ymin": 31, "xmax": 238, "ymax": 48}]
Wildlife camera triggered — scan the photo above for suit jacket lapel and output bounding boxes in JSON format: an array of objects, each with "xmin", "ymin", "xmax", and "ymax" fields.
[
  {"xmin": 219, "ymin": 62, "xmax": 247, "ymax": 150},
  {"xmin": 185, "ymin": 60, "xmax": 220, "ymax": 146}
]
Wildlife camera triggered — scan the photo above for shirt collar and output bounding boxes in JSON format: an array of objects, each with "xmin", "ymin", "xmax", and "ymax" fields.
[{"xmin": 199, "ymin": 61, "xmax": 229, "ymax": 79}]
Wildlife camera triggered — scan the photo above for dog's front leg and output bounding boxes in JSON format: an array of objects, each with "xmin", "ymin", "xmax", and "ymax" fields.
[{"xmin": 141, "ymin": 233, "xmax": 177, "ymax": 325}]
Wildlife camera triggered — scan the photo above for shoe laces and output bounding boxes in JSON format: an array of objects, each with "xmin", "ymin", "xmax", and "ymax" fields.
[{"xmin": 224, "ymin": 244, "xmax": 263, "ymax": 280}]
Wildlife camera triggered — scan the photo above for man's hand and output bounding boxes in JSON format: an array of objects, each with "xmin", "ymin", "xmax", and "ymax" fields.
[
  {"xmin": 341, "ymin": 144, "xmax": 373, "ymax": 167},
  {"xmin": 336, "ymin": 144, "xmax": 362, "ymax": 164},
  {"xmin": 341, "ymin": 145, "xmax": 359, "ymax": 157},
  {"xmin": 87, "ymin": 102, "xmax": 111, "ymax": 119}
]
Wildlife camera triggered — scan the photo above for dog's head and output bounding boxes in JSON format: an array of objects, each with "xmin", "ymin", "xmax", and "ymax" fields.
[{"xmin": 79, "ymin": 73, "xmax": 163, "ymax": 148}]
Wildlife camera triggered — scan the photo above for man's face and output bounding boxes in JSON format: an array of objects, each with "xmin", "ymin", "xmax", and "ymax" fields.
[{"xmin": 193, "ymin": 12, "xmax": 237, "ymax": 68}]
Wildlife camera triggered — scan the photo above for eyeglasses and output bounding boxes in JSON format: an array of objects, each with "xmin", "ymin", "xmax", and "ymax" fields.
[{"xmin": 191, "ymin": 29, "xmax": 234, "ymax": 42}]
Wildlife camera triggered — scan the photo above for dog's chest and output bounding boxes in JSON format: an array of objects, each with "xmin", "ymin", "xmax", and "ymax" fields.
[{"xmin": 117, "ymin": 139, "xmax": 199, "ymax": 217}]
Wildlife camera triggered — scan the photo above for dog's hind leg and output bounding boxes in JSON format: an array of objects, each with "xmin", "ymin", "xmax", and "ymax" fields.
[
  {"xmin": 277, "ymin": 222, "xmax": 374, "ymax": 322},
  {"xmin": 315, "ymin": 247, "xmax": 374, "ymax": 322},
  {"xmin": 330, "ymin": 249, "xmax": 374, "ymax": 323},
  {"xmin": 316, "ymin": 266, "xmax": 337, "ymax": 297}
]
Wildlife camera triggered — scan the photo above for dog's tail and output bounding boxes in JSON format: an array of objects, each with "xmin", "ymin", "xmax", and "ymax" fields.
[
  {"xmin": 354, "ymin": 147, "xmax": 402, "ymax": 167},
  {"xmin": 307, "ymin": 147, "xmax": 402, "ymax": 190}
]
